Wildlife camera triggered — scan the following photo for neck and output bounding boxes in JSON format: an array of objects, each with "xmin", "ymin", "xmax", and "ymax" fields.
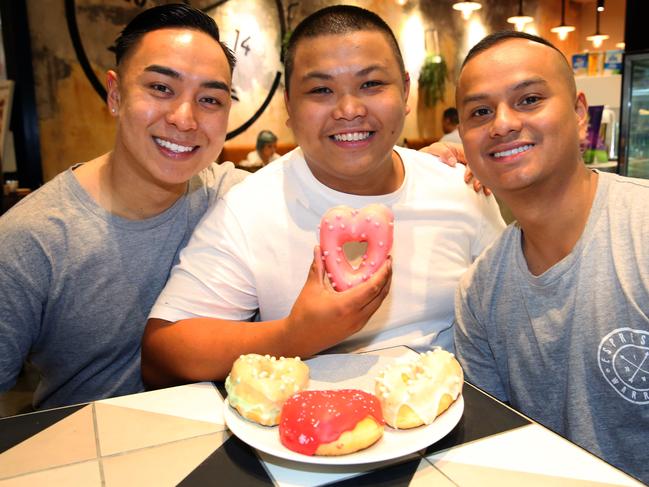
[
  {"xmin": 503, "ymin": 165, "xmax": 599, "ymax": 276},
  {"xmin": 307, "ymin": 150, "xmax": 405, "ymax": 196},
  {"xmin": 74, "ymin": 152, "xmax": 187, "ymax": 220}
]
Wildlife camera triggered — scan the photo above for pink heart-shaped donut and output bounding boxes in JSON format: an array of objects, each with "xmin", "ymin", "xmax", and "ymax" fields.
[{"xmin": 319, "ymin": 204, "xmax": 394, "ymax": 292}]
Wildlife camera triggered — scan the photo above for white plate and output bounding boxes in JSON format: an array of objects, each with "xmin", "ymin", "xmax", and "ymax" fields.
[{"xmin": 223, "ymin": 353, "xmax": 464, "ymax": 465}]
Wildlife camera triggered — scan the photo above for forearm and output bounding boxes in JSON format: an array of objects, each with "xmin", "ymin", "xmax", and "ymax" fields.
[{"xmin": 141, "ymin": 316, "xmax": 321, "ymax": 388}]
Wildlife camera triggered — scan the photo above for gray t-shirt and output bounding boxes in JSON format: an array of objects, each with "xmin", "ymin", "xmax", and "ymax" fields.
[
  {"xmin": 0, "ymin": 162, "xmax": 246, "ymax": 409},
  {"xmin": 454, "ymin": 172, "xmax": 649, "ymax": 483}
]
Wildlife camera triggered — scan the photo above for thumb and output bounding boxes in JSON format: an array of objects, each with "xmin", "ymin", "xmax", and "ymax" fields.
[{"xmin": 309, "ymin": 245, "xmax": 326, "ymax": 286}]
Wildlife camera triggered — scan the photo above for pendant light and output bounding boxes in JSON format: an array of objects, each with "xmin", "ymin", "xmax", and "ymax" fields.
[
  {"xmin": 586, "ymin": 1, "xmax": 609, "ymax": 49},
  {"xmin": 550, "ymin": 0, "xmax": 575, "ymax": 41},
  {"xmin": 507, "ymin": 0, "xmax": 533, "ymax": 32},
  {"xmin": 452, "ymin": 2, "xmax": 482, "ymax": 20}
]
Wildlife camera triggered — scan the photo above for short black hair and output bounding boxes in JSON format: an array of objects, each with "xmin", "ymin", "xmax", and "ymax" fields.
[
  {"xmin": 114, "ymin": 4, "xmax": 236, "ymax": 73},
  {"xmin": 462, "ymin": 30, "xmax": 568, "ymax": 71},
  {"xmin": 284, "ymin": 5, "xmax": 405, "ymax": 97},
  {"xmin": 460, "ymin": 30, "xmax": 575, "ymax": 98},
  {"xmin": 443, "ymin": 107, "xmax": 459, "ymax": 124}
]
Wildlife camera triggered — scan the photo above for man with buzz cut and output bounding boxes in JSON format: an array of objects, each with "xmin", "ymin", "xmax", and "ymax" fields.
[
  {"xmin": 142, "ymin": 5, "xmax": 504, "ymax": 387},
  {"xmin": 454, "ymin": 30, "xmax": 649, "ymax": 482}
]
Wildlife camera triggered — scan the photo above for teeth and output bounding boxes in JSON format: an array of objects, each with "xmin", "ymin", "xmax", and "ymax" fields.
[
  {"xmin": 333, "ymin": 132, "xmax": 371, "ymax": 142},
  {"xmin": 493, "ymin": 144, "xmax": 532, "ymax": 158},
  {"xmin": 155, "ymin": 137, "xmax": 194, "ymax": 153}
]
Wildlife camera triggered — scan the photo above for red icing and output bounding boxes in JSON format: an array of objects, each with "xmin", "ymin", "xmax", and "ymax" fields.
[{"xmin": 279, "ymin": 389, "xmax": 384, "ymax": 456}]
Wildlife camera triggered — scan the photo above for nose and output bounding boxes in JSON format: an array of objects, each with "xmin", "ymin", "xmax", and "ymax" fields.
[
  {"xmin": 166, "ymin": 99, "xmax": 198, "ymax": 131},
  {"xmin": 332, "ymin": 93, "xmax": 367, "ymax": 121},
  {"xmin": 489, "ymin": 103, "xmax": 522, "ymax": 138}
]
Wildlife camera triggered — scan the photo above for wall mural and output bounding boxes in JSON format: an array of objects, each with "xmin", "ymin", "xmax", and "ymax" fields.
[{"xmin": 64, "ymin": 0, "xmax": 286, "ymax": 139}]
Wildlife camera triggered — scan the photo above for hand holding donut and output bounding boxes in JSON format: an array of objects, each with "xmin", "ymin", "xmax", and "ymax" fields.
[{"xmin": 284, "ymin": 245, "xmax": 392, "ymax": 358}]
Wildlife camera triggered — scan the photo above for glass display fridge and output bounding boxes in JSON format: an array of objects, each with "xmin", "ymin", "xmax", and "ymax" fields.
[{"xmin": 618, "ymin": 50, "xmax": 649, "ymax": 179}]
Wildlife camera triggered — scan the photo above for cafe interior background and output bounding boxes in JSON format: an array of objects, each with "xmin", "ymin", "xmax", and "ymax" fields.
[
  {"xmin": 0, "ymin": 0, "xmax": 648, "ymax": 212},
  {"xmin": 0, "ymin": 0, "xmax": 646, "ymax": 415}
]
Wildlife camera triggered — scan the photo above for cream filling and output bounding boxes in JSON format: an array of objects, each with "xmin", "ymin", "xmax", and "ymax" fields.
[{"xmin": 375, "ymin": 349, "xmax": 463, "ymax": 427}]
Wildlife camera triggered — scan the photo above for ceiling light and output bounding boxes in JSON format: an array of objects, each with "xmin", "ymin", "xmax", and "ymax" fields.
[
  {"xmin": 452, "ymin": 2, "xmax": 482, "ymax": 20},
  {"xmin": 550, "ymin": 0, "xmax": 575, "ymax": 41},
  {"xmin": 586, "ymin": 4, "xmax": 609, "ymax": 49},
  {"xmin": 507, "ymin": 0, "xmax": 533, "ymax": 32}
]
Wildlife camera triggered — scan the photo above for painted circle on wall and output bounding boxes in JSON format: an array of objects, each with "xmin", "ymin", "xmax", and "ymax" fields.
[{"xmin": 65, "ymin": 0, "xmax": 286, "ymax": 140}]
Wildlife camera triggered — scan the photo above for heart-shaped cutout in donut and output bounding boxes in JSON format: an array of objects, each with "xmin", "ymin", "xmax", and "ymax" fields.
[{"xmin": 319, "ymin": 204, "xmax": 394, "ymax": 291}]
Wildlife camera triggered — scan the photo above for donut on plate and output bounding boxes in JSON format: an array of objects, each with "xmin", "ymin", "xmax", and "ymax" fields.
[
  {"xmin": 375, "ymin": 348, "xmax": 463, "ymax": 429},
  {"xmin": 225, "ymin": 354, "xmax": 309, "ymax": 426},
  {"xmin": 279, "ymin": 389, "xmax": 384, "ymax": 456}
]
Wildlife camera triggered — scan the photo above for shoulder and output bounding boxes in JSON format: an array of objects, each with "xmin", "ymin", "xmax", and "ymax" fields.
[
  {"xmin": 397, "ymin": 146, "xmax": 466, "ymax": 181},
  {"xmin": 460, "ymin": 224, "xmax": 519, "ymax": 286},
  {"xmin": 191, "ymin": 161, "xmax": 249, "ymax": 204}
]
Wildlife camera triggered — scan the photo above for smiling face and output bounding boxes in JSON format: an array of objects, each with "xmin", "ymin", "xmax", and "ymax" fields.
[
  {"xmin": 108, "ymin": 28, "xmax": 232, "ymax": 189},
  {"xmin": 457, "ymin": 39, "xmax": 588, "ymax": 196},
  {"xmin": 285, "ymin": 30, "xmax": 410, "ymax": 195}
]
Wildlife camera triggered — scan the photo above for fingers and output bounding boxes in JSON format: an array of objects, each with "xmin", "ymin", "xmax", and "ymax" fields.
[
  {"xmin": 313, "ymin": 245, "xmax": 325, "ymax": 284},
  {"xmin": 342, "ymin": 256, "xmax": 392, "ymax": 307},
  {"xmin": 420, "ymin": 142, "xmax": 457, "ymax": 167}
]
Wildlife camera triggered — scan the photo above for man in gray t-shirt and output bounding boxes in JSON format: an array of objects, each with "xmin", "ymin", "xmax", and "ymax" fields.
[
  {"xmin": 453, "ymin": 31, "xmax": 649, "ymax": 483},
  {"xmin": 0, "ymin": 5, "xmax": 247, "ymax": 410}
]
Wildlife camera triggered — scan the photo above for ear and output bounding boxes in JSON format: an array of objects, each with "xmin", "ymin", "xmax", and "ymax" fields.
[
  {"xmin": 575, "ymin": 91, "xmax": 588, "ymax": 143},
  {"xmin": 106, "ymin": 70, "xmax": 120, "ymax": 116},
  {"xmin": 284, "ymin": 89, "xmax": 292, "ymax": 129},
  {"xmin": 403, "ymin": 72, "xmax": 411, "ymax": 116}
]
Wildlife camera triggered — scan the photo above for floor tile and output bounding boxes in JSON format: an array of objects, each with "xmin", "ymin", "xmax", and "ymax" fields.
[
  {"xmin": 409, "ymin": 460, "xmax": 456, "ymax": 486},
  {"xmin": 427, "ymin": 424, "xmax": 640, "ymax": 486},
  {"xmin": 95, "ymin": 402, "xmax": 223, "ymax": 456},
  {"xmin": 0, "ymin": 460, "xmax": 101, "ymax": 487},
  {"xmin": 102, "ymin": 431, "xmax": 228, "ymax": 487},
  {"xmin": 0, "ymin": 405, "xmax": 96, "ymax": 479},
  {"xmin": 429, "ymin": 460, "xmax": 626, "ymax": 486},
  {"xmin": 99, "ymin": 383, "xmax": 224, "ymax": 424}
]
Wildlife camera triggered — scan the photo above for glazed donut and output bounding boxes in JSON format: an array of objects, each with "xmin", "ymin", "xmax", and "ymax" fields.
[
  {"xmin": 225, "ymin": 354, "xmax": 309, "ymax": 426},
  {"xmin": 319, "ymin": 204, "xmax": 394, "ymax": 292},
  {"xmin": 375, "ymin": 348, "xmax": 463, "ymax": 429},
  {"xmin": 279, "ymin": 389, "xmax": 384, "ymax": 456}
]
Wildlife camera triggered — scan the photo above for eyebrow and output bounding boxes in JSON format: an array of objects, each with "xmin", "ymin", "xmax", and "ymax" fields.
[
  {"xmin": 300, "ymin": 64, "xmax": 388, "ymax": 83},
  {"xmin": 144, "ymin": 64, "xmax": 230, "ymax": 92},
  {"xmin": 461, "ymin": 76, "xmax": 548, "ymax": 105}
]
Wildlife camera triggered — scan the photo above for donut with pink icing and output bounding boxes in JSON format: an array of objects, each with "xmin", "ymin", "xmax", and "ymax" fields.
[
  {"xmin": 319, "ymin": 204, "xmax": 394, "ymax": 292},
  {"xmin": 279, "ymin": 389, "xmax": 384, "ymax": 456}
]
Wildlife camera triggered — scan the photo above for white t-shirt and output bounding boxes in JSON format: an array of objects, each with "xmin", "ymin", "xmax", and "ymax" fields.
[
  {"xmin": 150, "ymin": 146, "xmax": 505, "ymax": 353},
  {"xmin": 238, "ymin": 150, "xmax": 279, "ymax": 168}
]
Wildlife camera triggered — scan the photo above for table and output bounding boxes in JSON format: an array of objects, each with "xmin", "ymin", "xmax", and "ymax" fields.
[{"xmin": 0, "ymin": 347, "xmax": 642, "ymax": 486}]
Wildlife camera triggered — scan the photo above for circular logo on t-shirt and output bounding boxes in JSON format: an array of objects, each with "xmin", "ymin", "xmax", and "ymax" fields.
[{"xmin": 598, "ymin": 327, "xmax": 649, "ymax": 405}]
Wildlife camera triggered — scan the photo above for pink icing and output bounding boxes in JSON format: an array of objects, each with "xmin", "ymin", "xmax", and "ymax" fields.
[
  {"xmin": 319, "ymin": 204, "xmax": 394, "ymax": 292},
  {"xmin": 279, "ymin": 389, "xmax": 384, "ymax": 456}
]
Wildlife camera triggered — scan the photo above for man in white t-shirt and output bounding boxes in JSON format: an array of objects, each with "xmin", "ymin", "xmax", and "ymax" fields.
[{"xmin": 142, "ymin": 5, "xmax": 504, "ymax": 387}]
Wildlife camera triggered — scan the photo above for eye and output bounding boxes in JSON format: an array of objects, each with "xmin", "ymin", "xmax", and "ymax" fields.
[
  {"xmin": 149, "ymin": 83, "xmax": 172, "ymax": 95},
  {"xmin": 471, "ymin": 107, "xmax": 491, "ymax": 118},
  {"xmin": 200, "ymin": 96, "xmax": 223, "ymax": 107},
  {"xmin": 307, "ymin": 86, "xmax": 332, "ymax": 95},
  {"xmin": 361, "ymin": 80, "xmax": 384, "ymax": 89},
  {"xmin": 520, "ymin": 95, "xmax": 542, "ymax": 106}
]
